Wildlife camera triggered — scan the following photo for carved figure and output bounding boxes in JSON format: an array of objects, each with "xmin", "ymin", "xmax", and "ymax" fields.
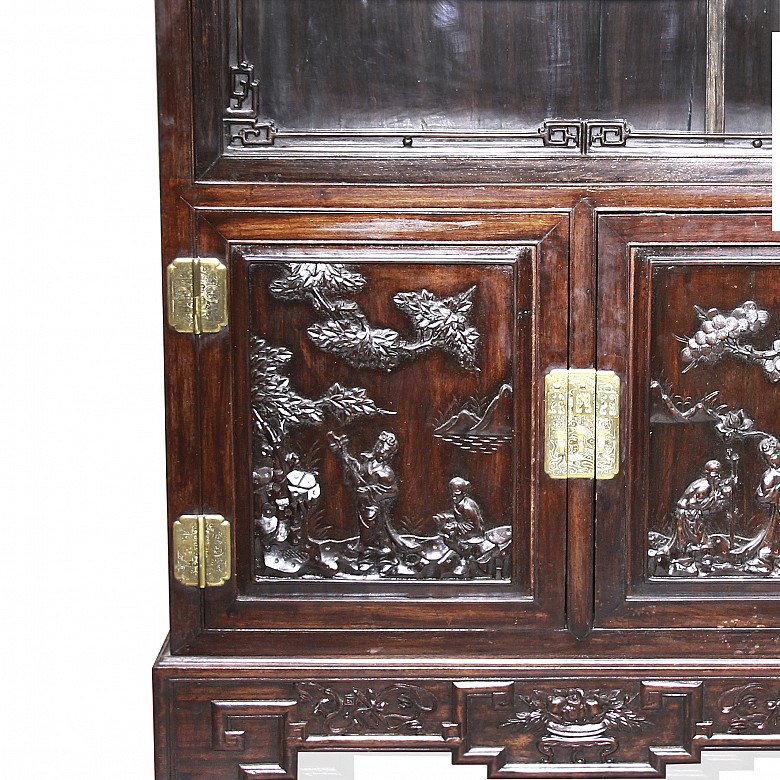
[
  {"xmin": 249, "ymin": 337, "xmax": 393, "ymax": 577},
  {"xmin": 664, "ymin": 457, "xmax": 737, "ymax": 575},
  {"xmin": 648, "ymin": 383, "xmax": 780, "ymax": 578},
  {"xmin": 426, "ymin": 477, "xmax": 511, "ymax": 578},
  {"xmin": 328, "ymin": 430, "xmax": 400, "ymax": 567},
  {"xmin": 743, "ymin": 436, "xmax": 780, "ymax": 575},
  {"xmin": 435, "ymin": 477, "xmax": 484, "ymax": 535}
]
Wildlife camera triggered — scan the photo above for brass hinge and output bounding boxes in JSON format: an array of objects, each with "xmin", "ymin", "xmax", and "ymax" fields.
[
  {"xmin": 544, "ymin": 368, "xmax": 620, "ymax": 480},
  {"xmin": 167, "ymin": 257, "xmax": 228, "ymax": 334},
  {"xmin": 172, "ymin": 514, "xmax": 231, "ymax": 588}
]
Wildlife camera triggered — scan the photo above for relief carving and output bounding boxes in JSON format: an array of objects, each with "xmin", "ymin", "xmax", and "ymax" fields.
[
  {"xmin": 718, "ymin": 683, "xmax": 780, "ymax": 734},
  {"xmin": 296, "ymin": 683, "xmax": 438, "ymax": 736},
  {"xmin": 679, "ymin": 301, "xmax": 780, "ymax": 382},
  {"xmin": 250, "ymin": 337, "xmax": 394, "ymax": 576},
  {"xmin": 500, "ymin": 687, "xmax": 647, "ymax": 764},
  {"xmin": 433, "ymin": 384, "xmax": 513, "ymax": 454},
  {"xmin": 269, "ymin": 263, "xmax": 480, "ymax": 371},
  {"xmin": 326, "ymin": 429, "xmax": 512, "ymax": 579},
  {"xmin": 251, "ymin": 336, "xmax": 512, "ymax": 580},
  {"xmin": 648, "ymin": 383, "xmax": 780, "ymax": 577},
  {"xmin": 251, "ymin": 260, "xmax": 512, "ymax": 581}
]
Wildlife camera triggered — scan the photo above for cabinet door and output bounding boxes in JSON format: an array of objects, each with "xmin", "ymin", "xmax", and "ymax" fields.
[
  {"xmin": 168, "ymin": 209, "xmax": 569, "ymax": 654},
  {"xmin": 595, "ymin": 211, "xmax": 780, "ymax": 628}
]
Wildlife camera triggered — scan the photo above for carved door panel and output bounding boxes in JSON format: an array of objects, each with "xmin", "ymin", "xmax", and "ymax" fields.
[
  {"xmin": 169, "ymin": 209, "xmax": 569, "ymax": 654},
  {"xmin": 595, "ymin": 211, "xmax": 780, "ymax": 628}
]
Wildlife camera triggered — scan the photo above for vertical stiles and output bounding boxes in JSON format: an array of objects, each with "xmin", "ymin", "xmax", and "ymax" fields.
[
  {"xmin": 566, "ymin": 199, "xmax": 598, "ymax": 640},
  {"xmin": 706, "ymin": 0, "xmax": 726, "ymax": 133}
]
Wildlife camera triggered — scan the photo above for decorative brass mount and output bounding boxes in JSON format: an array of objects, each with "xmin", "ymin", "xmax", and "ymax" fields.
[
  {"xmin": 172, "ymin": 515, "xmax": 231, "ymax": 588},
  {"xmin": 544, "ymin": 369, "xmax": 621, "ymax": 480},
  {"xmin": 167, "ymin": 257, "xmax": 228, "ymax": 334}
]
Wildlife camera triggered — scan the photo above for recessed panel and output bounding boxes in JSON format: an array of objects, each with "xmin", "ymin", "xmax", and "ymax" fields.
[
  {"xmin": 236, "ymin": 246, "xmax": 528, "ymax": 588},
  {"xmin": 646, "ymin": 257, "xmax": 780, "ymax": 582}
]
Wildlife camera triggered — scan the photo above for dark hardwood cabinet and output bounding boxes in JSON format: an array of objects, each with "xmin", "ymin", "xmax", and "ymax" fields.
[{"xmin": 154, "ymin": 2, "xmax": 780, "ymax": 777}]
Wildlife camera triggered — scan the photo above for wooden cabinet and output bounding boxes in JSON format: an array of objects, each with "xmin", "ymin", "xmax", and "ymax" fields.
[{"xmin": 154, "ymin": 2, "xmax": 780, "ymax": 777}]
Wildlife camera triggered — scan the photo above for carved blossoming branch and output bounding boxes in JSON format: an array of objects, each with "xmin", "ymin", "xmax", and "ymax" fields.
[
  {"xmin": 269, "ymin": 262, "xmax": 480, "ymax": 371},
  {"xmin": 679, "ymin": 301, "xmax": 780, "ymax": 382},
  {"xmin": 650, "ymin": 380, "xmax": 771, "ymax": 443}
]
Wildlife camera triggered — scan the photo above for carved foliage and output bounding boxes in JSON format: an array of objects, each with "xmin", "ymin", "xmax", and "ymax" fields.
[
  {"xmin": 718, "ymin": 684, "xmax": 780, "ymax": 734},
  {"xmin": 679, "ymin": 301, "xmax": 780, "ymax": 382},
  {"xmin": 500, "ymin": 687, "xmax": 646, "ymax": 764},
  {"xmin": 250, "ymin": 337, "xmax": 391, "ymax": 442},
  {"xmin": 250, "ymin": 337, "xmax": 394, "ymax": 577},
  {"xmin": 454, "ymin": 680, "xmax": 705, "ymax": 773},
  {"xmin": 297, "ymin": 682, "xmax": 439, "ymax": 736},
  {"xmin": 174, "ymin": 678, "xmax": 780, "ymax": 779},
  {"xmin": 269, "ymin": 263, "xmax": 481, "ymax": 371}
]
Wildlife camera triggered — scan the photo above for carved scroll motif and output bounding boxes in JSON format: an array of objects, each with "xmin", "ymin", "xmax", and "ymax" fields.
[
  {"xmin": 718, "ymin": 683, "xmax": 780, "ymax": 734},
  {"xmin": 297, "ymin": 683, "xmax": 438, "ymax": 736}
]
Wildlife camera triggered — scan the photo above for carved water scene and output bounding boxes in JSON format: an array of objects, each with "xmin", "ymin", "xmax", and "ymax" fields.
[
  {"xmin": 246, "ymin": 254, "xmax": 521, "ymax": 581},
  {"xmin": 647, "ymin": 275, "xmax": 780, "ymax": 579},
  {"xmin": 433, "ymin": 384, "xmax": 513, "ymax": 454}
]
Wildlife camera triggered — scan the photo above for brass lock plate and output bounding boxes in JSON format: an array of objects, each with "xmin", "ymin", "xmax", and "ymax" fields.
[{"xmin": 544, "ymin": 369, "xmax": 620, "ymax": 480}]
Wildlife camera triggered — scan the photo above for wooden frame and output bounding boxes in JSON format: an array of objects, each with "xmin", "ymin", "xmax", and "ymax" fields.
[{"xmin": 154, "ymin": 0, "xmax": 780, "ymax": 776}]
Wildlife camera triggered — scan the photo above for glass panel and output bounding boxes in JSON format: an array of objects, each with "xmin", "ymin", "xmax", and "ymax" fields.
[
  {"xmin": 725, "ymin": 0, "xmax": 778, "ymax": 134},
  {"xmin": 243, "ymin": 0, "xmax": 707, "ymax": 133}
]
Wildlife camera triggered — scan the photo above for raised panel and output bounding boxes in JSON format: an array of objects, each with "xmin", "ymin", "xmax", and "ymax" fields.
[{"xmin": 595, "ymin": 211, "xmax": 780, "ymax": 628}]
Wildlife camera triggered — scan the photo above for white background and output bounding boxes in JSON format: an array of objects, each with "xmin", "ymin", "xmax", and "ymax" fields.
[{"xmin": 0, "ymin": 3, "xmax": 779, "ymax": 779}]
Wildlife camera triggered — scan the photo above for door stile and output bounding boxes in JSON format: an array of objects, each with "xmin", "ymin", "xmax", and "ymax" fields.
[
  {"xmin": 157, "ymin": 0, "xmax": 204, "ymax": 653},
  {"xmin": 566, "ymin": 200, "xmax": 598, "ymax": 639}
]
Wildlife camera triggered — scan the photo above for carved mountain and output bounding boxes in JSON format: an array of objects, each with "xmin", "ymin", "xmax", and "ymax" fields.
[{"xmin": 435, "ymin": 384, "xmax": 513, "ymax": 436}]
